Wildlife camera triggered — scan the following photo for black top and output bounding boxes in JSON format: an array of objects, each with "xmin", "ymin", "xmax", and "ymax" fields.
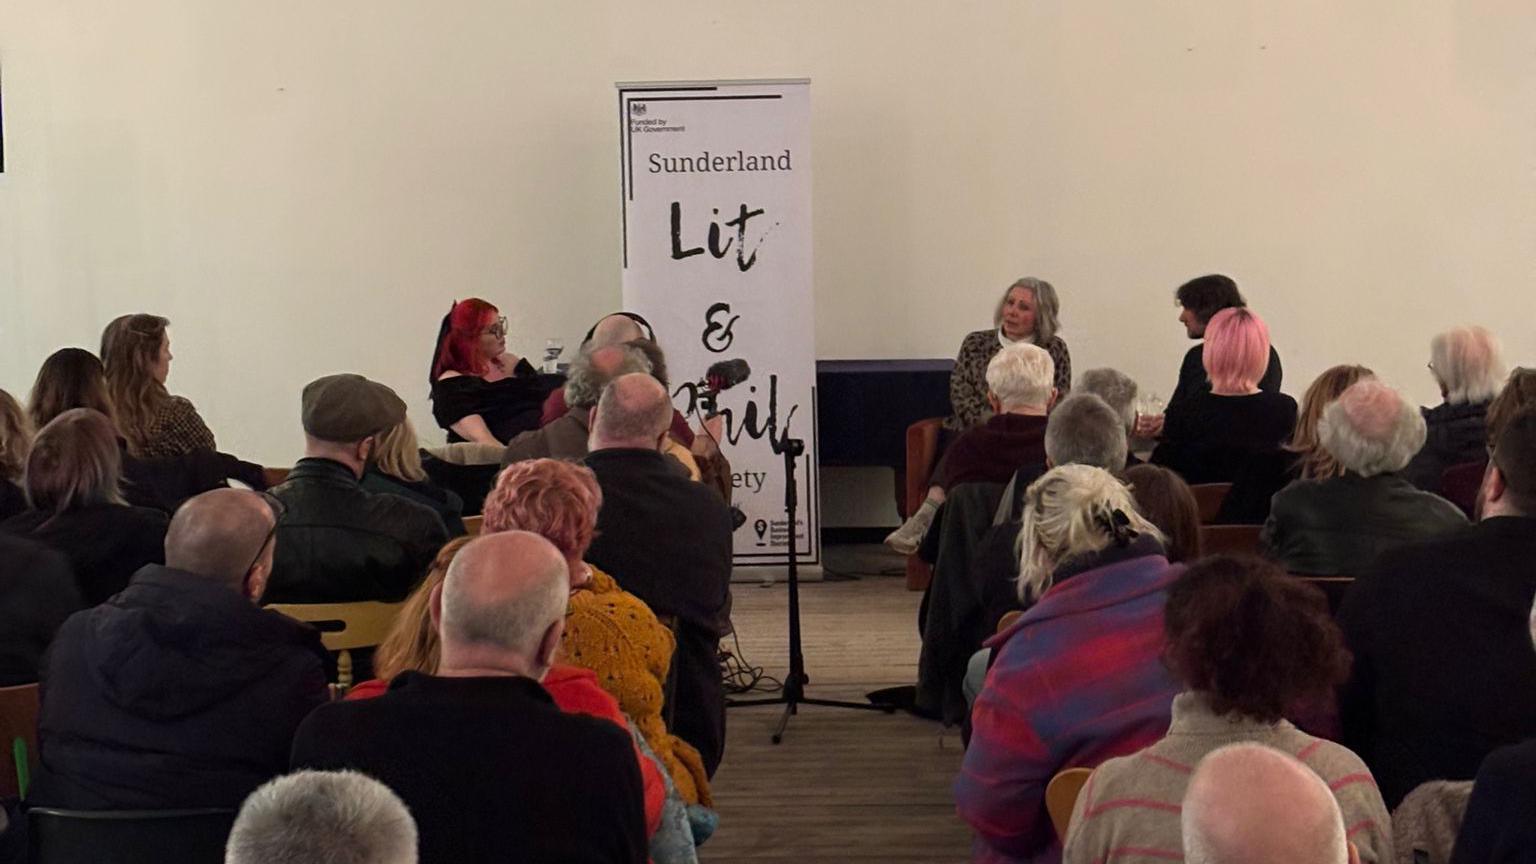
[
  {"xmin": 292, "ymin": 671, "xmax": 647, "ymax": 864},
  {"xmin": 1262, "ymin": 472, "xmax": 1467, "ymax": 576},
  {"xmin": 1452, "ymin": 737, "xmax": 1536, "ymax": 864},
  {"xmin": 1151, "ymin": 390, "xmax": 1298, "ymax": 484},
  {"xmin": 1165, "ymin": 341, "xmax": 1284, "ymax": 417},
  {"xmin": 0, "ymin": 534, "xmax": 81, "ymax": 687},
  {"xmin": 0, "ymin": 503, "xmax": 169, "ymax": 606},
  {"xmin": 121, "ymin": 443, "xmax": 267, "ymax": 513},
  {"xmin": 430, "ymin": 360, "xmax": 563, "ymax": 443},
  {"xmin": 29, "ymin": 565, "xmax": 328, "ymax": 810},
  {"xmin": 361, "ymin": 467, "xmax": 468, "ymax": 537},
  {"xmin": 583, "ymin": 447, "xmax": 733, "ymax": 776},
  {"xmin": 1338, "ymin": 516, "xmax": 1536, "ymax": 808},
  {"xmin": 1402, "ymin": 400, "xmax": 1492, "ymax": 494},
  {"xmin": 0, "ymin": 480, "xmax": 25, "ymax": 522}
]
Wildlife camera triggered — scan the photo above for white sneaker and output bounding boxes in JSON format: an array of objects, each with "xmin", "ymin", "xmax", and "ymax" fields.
[{"xmin": 884, "ymin": 504, "xmax": 935, "ymax": 555}]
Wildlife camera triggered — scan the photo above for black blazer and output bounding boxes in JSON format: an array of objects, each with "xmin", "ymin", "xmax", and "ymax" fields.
[
  {"xmin": 0, "ymin": 534, "xmax": 81, "ymax": 687},
  {"xmin": 0, "ymin": 503, "xmax": 169, "ymax": 606}
]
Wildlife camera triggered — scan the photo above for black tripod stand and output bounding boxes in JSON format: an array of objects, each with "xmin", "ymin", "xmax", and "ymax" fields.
[{"xmin": 728, "ymin": 434, "xmax": 894, "ymax": 743}]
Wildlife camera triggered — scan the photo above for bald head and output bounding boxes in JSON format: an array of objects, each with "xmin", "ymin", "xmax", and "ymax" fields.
[
  {"xmin": 438, "ymin": 531, "xmax": 569, "ymax": 678},
  {"xmin": 1183, "ymin": 743, "xmax": 1351, "ymax": 864},
  {"xmin": 589, "ymin": 373, "xmax": 672, "ymax": 451},
  {"xmin": 166, "ymin": 489, "xmax": 277, "ymax": 590},
  {"xmin": 589, "ymin": 314, "xmax": 646, "ymax": 349}
]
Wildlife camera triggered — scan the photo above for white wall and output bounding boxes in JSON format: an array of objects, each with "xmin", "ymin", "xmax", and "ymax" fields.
[{"xmin": 2, "ymin": 1, "xmax": 1533, "ymax": 466}]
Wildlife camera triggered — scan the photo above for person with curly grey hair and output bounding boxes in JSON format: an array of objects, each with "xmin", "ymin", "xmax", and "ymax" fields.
[
  {"xmin": 1262, "ymin": 377, "xmax": 1466, "ymax": 575},
  {"xmin": 226, "ymin": 770, "xmax": 418, "ymax": 864},
  {"xmin": 501, "ymin": 343, "xmax": 652, "ymax": 465}
]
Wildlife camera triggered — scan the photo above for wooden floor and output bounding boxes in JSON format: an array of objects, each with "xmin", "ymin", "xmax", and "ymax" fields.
[{"xmin": 704, "ymin": 556, "xmax": 972, "ymax": 863}]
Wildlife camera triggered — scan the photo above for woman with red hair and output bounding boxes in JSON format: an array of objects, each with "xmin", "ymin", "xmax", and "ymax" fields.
[{"xmin": 429, "ymin": 298, "xmax": 560, "ymax": 444}]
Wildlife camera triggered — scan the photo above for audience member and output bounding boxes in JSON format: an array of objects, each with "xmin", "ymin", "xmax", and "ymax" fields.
[
  {"xmin": 0, "ymin": 534, "xmax": 79, "ymax": 686},
  {"xmin": 99, "ymin": 313, "xmax": 216, "ymax": 458},
  {"xmin": 956, "ymin": 464, "xmax": 1182, "ymax": 864},
  {"xmin": 584, "ymin": 373, "xmax": 734, "ymax": 776},
  {"xmin": 1264, "ymin": 378, "xmax": 1467, "ymax": 575},
  {"xmin": 361, "ymin": 417, "xmax": 467, "ymax": 537},
  {"xmin": 1123, "ymin": 464, "xmax": 1202, "ymax": 562},
  {"xmin": 291, "ymin": 532, "xmax": 648, "ymax": 864},
  {"xmin": 1150, "ymin": 274, "xmax": 1283, "ymax": 432},
  {"xmin": 502, "ymin": 342, "xmax": 652, "ymax": 465},
  {"xmin": 0, "ymin": 389, "xmax": 29, "ymax": 520},
  {"xmin": 27, "ymin": 346, "xmax": 119, "ymax": 431},
  {"xmin": 946, "ymin": 277, "xmax": 1072, "ymax": 432},
  {"xmin": 1064, "ymin": 556, "xmax": 1390, "ymax": 864},
  {"xmin": 265, "ymin": 374, "xmax": 447, "ymax": 604},
  {"xmin": 226, "ymin": 770, "xmax": 418, "ymax": 864},
  {"xmin": 1181, "ymin": 743, "xmax": 1359, "ymax": 864},
  {"xmin": 1486, "ymin": 366, "xmax": 1536, "ymax": 443},
  {"xmin": 28, "ymin": 488, "xmax": 327, "ymax": 810},
  {"xmin": 1339, "ymin": 408, "xmax": 1536, "ymax": 807},
  {"xmin": 1076, "ymin": 368, "xmax": 1137, "ymax": 437},
  {"xmin": 1043, "ymin": 392, "xmax": 1129, "ymax": 471},
  {"xmin": 887, "ymin": 341, "xmax": 1057, "ymax": 553},
  {"xmin": 429, "ymin": 297, "xmax": 560, "ymax": 444},
  {"xmin": 538, "ymin": 311, "xmax": 654, "ymax": 427},
  {"xmin": 0, "ymin": 408, "xmax": 167, "ymax": 605},
  {"xmin": 1403, "ymin": 326, "xmax": 1505, "ymax": 492},
  {"xmin": 1152, "ymin": 307, "xmax": 1298, "ymax": 483}
]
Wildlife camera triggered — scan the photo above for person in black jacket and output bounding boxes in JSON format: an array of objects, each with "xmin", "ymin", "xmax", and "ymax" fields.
[
  {"xmin": 583, "ymin": 373, "xmax": 733, "ymax": 776},
  {"xmin": 1339, "ymin": 408, "xmax": 1536, "ymax": 808},
  {"xmin": 1402, "ymin": 325, "xmax": 1506, "ymax": 494},
  {"xmin": 0, "ymin": 534, "xmax": 80, "ymax": 687},
  {"xmin": 27, "ymin": 488, "xmax": 328, "ymax": 811},
  {"xmin": 265, "ymin": 374, "xmax": 448, "ymax": 604}
]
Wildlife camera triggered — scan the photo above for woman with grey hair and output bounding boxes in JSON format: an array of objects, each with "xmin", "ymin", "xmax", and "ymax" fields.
[
  {"xmin": 1403, "ymin": 325, "xmax": 1506, "ymax": 492},
  {"xmin": 945, "ymin": 277, "xmax": 1072, "ymax": 431},
  {"xmin": 1262, "ymin": 378, "xmax": 1467, "ymax": 575},
  {"xmin": 1077, "ymin": 368, "xmax": 1137, "ymax": 436}
]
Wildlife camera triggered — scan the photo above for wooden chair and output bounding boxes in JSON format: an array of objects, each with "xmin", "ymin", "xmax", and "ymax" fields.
[
  {"xmin": 1045, "ymin": 767, "xmax": 1093, "ymax": 840},
  {"xmin": 1291, "ymin": 574, "xmax": 1355, "ymax": 616},
  {"xmin": 1189, "ymin": 483, "xmax": 1233, "ymax": 524},
  {"xmin": 995, "ymin": 609, "xmax": 1023, "ymax": 635},
  {"xmin": 1198, "ymin": 524, "xmax": 1263, "ymax": 557},
  {"xmin": 29, "ymin": 808, "xmax": 236, "ymax": 864},
  {"xmin": 0, "ymin": 682, "xmax": 41, "ymax": 799},
  {"xmin": 264, "ymin": 601, "xmax": 404, "ymax": 693},
  {"xmin": 462, "ymin": 515, "xmax": 484, "ymax": 536},
  {"xmin": 261, "ymin": 466, "xmax": 290, "ymax": 488},
  {"xmin": 903, "ymin": 417, "xmax": 947, "ymax": 591}
]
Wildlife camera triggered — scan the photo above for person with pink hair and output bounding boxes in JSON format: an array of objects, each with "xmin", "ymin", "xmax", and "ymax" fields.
[{"xmin": 1151, "ymin": 308, "xmax": 1298, "ymax": 484}]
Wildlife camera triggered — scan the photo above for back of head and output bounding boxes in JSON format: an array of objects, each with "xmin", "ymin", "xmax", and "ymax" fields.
[
  {"xmin": 301, "ymin": 373, "xmax": 407, "ymax": 446},
  {"xmin": 0, "ymin": 389, "xmax": 32, "ymax": 484},
  {"xmin": 1175, "ymin": 274, "xmax": 1245, "ymax": 324},
  {"xmin": 985, "ymin": 342, "xmax": 1055, "ymax": 411},
  {"xmin": 373, "ymin": 418, "xmax": 427, "ymax": 483},
  {"xmin": 1489, "ymin": 408, "xmax": 1536, "ymax": 516},
  {"xmin": 373, "ymin": 536, "xmax": 475, "ymax": 680},
  {"xmin": 585, "ymin": 312, "xmax": 652, "ymax": 349},
  {"xmin": 29, "ymin": 347, "xmax": 117, "ymax": 431},
  {"xmin": 1164, "ymin": 555, "xmax": 1351, "ymax": 721},
  {"xmin": 226, "ymin": 770, "xmax": 418, "ymax": 864},
  {"xmin": 1077, "ymin": 368, "xmax": 1138, "ymax": 433},
  {"xmin": 1123, "ymin": 464, "xmax": 1200, "ymax": 563},
  {"xmin": 166, "ymin": 488, "xmax": 279, "ymax": 587},
  {"xmin": 1202, "ymin": 308, "xmax": 1270, "ymax": 392},
  {"xmin": 589, "ymin": 373, "xmax": 672, "ymax": 450},
  {"xmin": 625, "ymin": 337, "xmax": 670, "ymax": 387},
  {"xmin": 1044, "ymin": 393, "xmax": 1128, "ymax": 470},
  {"xmin": 1183, "ymin": 743, "xmax": 1349, "ymax": 864},
  {"xmin": 1318, "ymin": 378, "xmax": 1425, "ymax": 477},
  {"xmin": 439, "ymin": 532, "xmax": 569, "ymax": 673},
  {"xmin": 1016, "ymin": 463, "xmax": 1164, "ymax": 601},
  {"xmin": 482, "ymin": 458, "xmax": 602, "ymax": 558},
  {"xmin": 1291, "ymin": 365, "xmax": 1375, "ymax": 479},
  {"xmin": 1487, "ymin": 367, "xmax": 1536, "ymax": 444},
  {"xmin": 99, "ymin": 313, "xmax": 170, "ymax": 452},
  {"xmin": 563, "ymin": 344, "xmax": 653, "ymax": 410},
  {"xmin": 25, "ymin": 408, "xmax": 124, "ymax": 514},
  {"xmin": 1429, "ymin": 325, "xmax": 1505, "ymax": 405}
]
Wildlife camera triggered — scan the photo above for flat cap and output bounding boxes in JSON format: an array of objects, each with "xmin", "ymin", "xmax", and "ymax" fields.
[{"xmin": 301, "ymin": 374, "xmax": 406, "ymax": 441}]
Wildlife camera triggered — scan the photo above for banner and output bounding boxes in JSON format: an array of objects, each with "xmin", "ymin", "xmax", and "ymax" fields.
[{"xmin": 617, "ymin": 79, "xmax": 817, "ymax": 569}]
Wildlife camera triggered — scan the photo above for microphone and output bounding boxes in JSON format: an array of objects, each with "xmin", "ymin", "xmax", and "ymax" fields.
[{"xmin": 703, "ymin": 359, "xmax": 751, "ymax": 393}]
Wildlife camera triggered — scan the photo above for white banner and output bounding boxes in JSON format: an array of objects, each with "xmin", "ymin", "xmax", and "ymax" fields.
[{"xmin": 618, "ymin": 79, "xmax": 817, "ymax": 569}]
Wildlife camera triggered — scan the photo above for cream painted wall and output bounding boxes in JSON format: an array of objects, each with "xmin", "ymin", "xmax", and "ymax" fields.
[{"xmin": 2, "ymin": 1, "xmax": 1533, "ymax": 467}]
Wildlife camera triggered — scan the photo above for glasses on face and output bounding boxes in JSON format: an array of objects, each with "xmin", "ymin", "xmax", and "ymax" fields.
[{"xmin": 484, "ymin": 317, "xmax": 509, "ymax": 339}]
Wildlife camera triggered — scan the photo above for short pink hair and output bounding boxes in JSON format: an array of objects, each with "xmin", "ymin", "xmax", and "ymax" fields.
[
  {"xmin": 482, "ymin": 459, "xmax": 603, "ymax": 559},
  {"xmin": 1202, "ymin": 308, "xmax": 1271, "ymax": 392}
]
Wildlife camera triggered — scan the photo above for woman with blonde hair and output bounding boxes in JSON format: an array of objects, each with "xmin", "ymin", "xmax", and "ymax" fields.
[
  {"xmin": 361, "ymin": 417, "xmax": 467, "ymax": 536},
  {"xmin": 957, "ymin": 464, "xmax": 1183, "ymax": 864},
  {"xmin": 100, "ymin": 313, "xmax": 216, "ymax": 458},
  {"xmin": 0, "ymin": 389, "xmax": 32, "ymax": 520}
]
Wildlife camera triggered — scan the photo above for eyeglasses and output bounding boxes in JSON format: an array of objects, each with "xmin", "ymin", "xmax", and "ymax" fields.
[
  {"xmin": 242, "ymin": 492, "xmax": 287, "ymax": 584},
  {"xmin": 484, "ymin": 317, "xmax": 509, "ymax": 338}
]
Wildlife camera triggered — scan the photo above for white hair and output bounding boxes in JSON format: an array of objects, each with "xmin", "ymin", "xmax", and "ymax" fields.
[
  {"xmin": 563, "ymin": 344, "xmax": 652, "ymax": 409},
  {"xmin": 1317, "ymin": 379, "xmax": 1426, "ymax": 477},
  {"xmin": 1182, "ymin": 743, "xmax": 1348, "ymax": 864},
  {"xmin": 226, "ymin": 770, "xmax": 417, "ymax": 864},
  {"xmin": 1430, "ymin": 326, "xmax": 1505, "ymax": 405},
  {"xmin": 1015, "ymin": 464, "xmax": 1164, "ymax": 602},
  {"xmin": 1044, "ymin": 393, "xmax": 1129, "ymax": 470},
  {"xmin": 1077, "ymin": 368, "xmax": 1138, "ymax": 434},
  {"xmin": 985, "ymin": 342, "xmax": 1055, "ymax": 410},
  {"xmin": 441, "ymin": 543, "xmax": 568, "ymax": 660}
]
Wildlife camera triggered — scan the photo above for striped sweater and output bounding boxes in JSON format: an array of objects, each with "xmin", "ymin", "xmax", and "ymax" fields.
[{"xmin": 1062, "ymin": 692, "xmax": 1393, "ymax": 864}]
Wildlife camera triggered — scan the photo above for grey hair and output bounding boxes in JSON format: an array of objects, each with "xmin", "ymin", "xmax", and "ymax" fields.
[
  {"xmin": 993, "ymin": 277, "xmax": 1061, "ymax": 345},
  {"xmin": 985, "ymin": 342, "xmax": 1055, "ymax": 410},
  {"xmin": 564, "ymin": 344, "xmax": 652, "ymax": 409},
  {"xmin": 441, "ymin": 551, "xmax": 568, "ymax": 660},
  {"xmin": 1317, "ymin": 379, "xmax": 1426, "ymax": 477},
  {"xmin": 1077, "ymin": 368, "xmax": 1139, "ymax": 434},
  {"xmin": 225, "ymin": 770, "xmax": 418, "ymax": 864},
  {"xmin": 1044, "ymin": 393, "xmax": 1128, "ymax": 470},
  {"xmin": 1182, "ymin": 743, "xmax": 1348, "ymax": 864},
  {"xmin": 1430, "ymin": 326, "xmax": 1505, "ymax": 405},
  {"xmin": 591, "ymin": 374, "xmax": 673, "ymax": 445},
  {"xmin": 1015, "ymin": 464, "xmax": 1164, "ymax": 602}
]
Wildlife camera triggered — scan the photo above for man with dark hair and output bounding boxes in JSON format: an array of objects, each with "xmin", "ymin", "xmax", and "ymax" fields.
[
  {"xmin": 1154, "ymin": 274, "xmax": 1284, "ymax": 427},
  {"xmin": 1339, "ymin": 407, "xmax": 1536, "ymax": 807},
  {"xmin": 28, "ymin": 489, "xmax": 328, "ymax": 810}
]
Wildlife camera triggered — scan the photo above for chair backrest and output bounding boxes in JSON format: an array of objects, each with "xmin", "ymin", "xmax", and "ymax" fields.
[
  {"xmin": 1045, "ymin": 767, "xmax": 1093, "ymax": 840},
  {"xmin": 29, "ymin": 808, "xmax": 236, "ymax": 864},
  {"xmin": 1440, "ymin": 460, "xmax": 1486, "ymax": 519},
  {"xmin": 264, "ymin": 601, "xmax": 403, "ymax": 691},
  {"xmin": 1291, "ymin": 574, "xmax": 1355, "ymax": 616},
  {"xmin": 0, "ymin": 682, "xmax": 40, "ymax": 800},
  {"xmin": 261, "ymin": 466, "xmax": 290, "ymax": 488},
  {"xmin": 995, "ymin": 609, "xmax": 1023, "ymax": 635},
  {"xmin": 1190, "ymin": 483, "xmax": 1233, "ymax": 524},
  {"xmin": 462, "ymin": 514, "xmax": 484, "ymax": 535},
  {"xmin": 1198, "ymin": 524, "xmax": 1263, "ymax": 557}
]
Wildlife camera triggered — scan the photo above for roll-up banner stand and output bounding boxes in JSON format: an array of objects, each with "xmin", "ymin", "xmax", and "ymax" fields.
[{"xmin": 617, "ymin": 79, "xmax": 817, "ymax": 581}]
